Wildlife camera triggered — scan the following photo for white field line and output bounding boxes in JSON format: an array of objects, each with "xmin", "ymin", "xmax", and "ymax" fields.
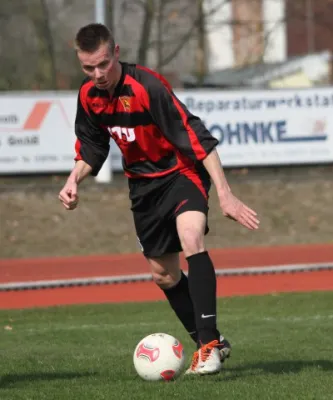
[
  {"xmin": 1, "ymin": 262, "xmax": 333, "ymax": 291},
  {"xmin": 17, "ymin": 314, "xmax": 333, "ymax": 335}
]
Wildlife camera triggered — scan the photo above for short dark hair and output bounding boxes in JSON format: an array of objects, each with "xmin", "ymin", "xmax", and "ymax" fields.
[{"xmin": 75, "ymin": 23, "xmax": 115, "ymax": 53}]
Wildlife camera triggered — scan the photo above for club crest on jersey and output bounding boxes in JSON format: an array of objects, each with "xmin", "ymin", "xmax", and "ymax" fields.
[{"xmin": 119, "ymin": 96, "xmax": 131, "ymax": 112}]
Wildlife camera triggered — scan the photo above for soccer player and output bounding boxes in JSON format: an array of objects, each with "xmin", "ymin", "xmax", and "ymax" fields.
[{"xmin": 58, "ymin": 23, "xmax": 260, "ymax": 375}]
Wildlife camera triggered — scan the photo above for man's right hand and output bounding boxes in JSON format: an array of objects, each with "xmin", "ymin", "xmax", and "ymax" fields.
[
  {"xmin": 219, "ymin": 191, "xmax": 259, "ymax": 230},
  {"xmin": 58, "ymin": 160, "xmax": 92, "ymax": 210},
  {"xmin": 58, "ymin": 180, "xmax": 79, "ymax": 210}
]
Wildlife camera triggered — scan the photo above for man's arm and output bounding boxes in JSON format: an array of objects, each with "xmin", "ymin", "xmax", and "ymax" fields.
[
  {"xmin": 202, "ymin": 149, "xmax": 259, "ymax": 230},
  {"xmin": 67, "ymin": 160, "xmax": 92, "ymax": 185},
  {"xmin": 201, "ymin": 149, "xmax": 230, "ymax": 196},
  {"xmin": 58, "ymin": 160, "xmax": 92, "ymax": 210},
  {"xmin": 73, "ymin": 88, "xmax": 110, "ymax": 177},
  {"xmin": 59, "ymin": 86, "xmax": 110, "ymax": 210}
]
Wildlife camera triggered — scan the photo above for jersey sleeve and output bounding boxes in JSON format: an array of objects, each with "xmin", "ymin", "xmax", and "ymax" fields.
[
  {"xmin": 142, "ymin": 72, "xmax": 218, "ymax": 162},
  {"xmin": 74, "ymin": 88, "xmax": 110, "ymax": 176}
]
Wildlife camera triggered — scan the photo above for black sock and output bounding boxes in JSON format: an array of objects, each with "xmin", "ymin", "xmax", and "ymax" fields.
[
  {"xmin": 187, "ymin": 251, "xmax": 219, "ymax": 345},
  {"xmin": 163, "ymin": 271, "xmax": 197, "ymax": 344}
]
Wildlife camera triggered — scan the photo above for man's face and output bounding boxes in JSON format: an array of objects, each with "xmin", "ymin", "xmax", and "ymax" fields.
[{"xmin": 77, "ymin": 42, "xmax": 120, "ymax": 91}]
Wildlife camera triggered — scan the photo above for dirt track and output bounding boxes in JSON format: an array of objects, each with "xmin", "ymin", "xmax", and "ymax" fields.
[{"xmin": 1, "ymin": 165, "xmax": 333, "ymax": 259}]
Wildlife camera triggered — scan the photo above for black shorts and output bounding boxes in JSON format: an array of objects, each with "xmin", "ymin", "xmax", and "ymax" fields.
[{"xmin": 129, "ymin": 168, "xmax": 211, "ymax": 258}]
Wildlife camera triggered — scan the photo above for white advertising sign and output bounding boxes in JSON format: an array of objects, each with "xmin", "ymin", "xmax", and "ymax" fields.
[
  {"xmin": 0, "ymin": 87, "xmax": 332, "ymax": 174},
  {"xmin": 179, "ymin": 88, "xmax": 333, "ymax": 166},
  {"xmin": 0, "ymin": 93, "xmax": 122, "ymax": 174},
  {"xmin": 177, "ymin": 88, "xmax": 333, "ymax": 166}
]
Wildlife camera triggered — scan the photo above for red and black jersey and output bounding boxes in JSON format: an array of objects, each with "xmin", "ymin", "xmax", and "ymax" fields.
[{"xmin": 74, "ymin": 62, "xmax": 218, "ymax": 178}]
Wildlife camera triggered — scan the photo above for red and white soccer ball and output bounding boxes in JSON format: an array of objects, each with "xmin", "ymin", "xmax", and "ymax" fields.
[{"xmin": 133, "ymin": 333, "xmax": 185, "ymax": 381}]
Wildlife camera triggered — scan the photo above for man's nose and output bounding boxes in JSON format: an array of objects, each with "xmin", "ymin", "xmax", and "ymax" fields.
[{"xmin": 95, "ymin": 68, "xmax": 103, "ymax": 79}]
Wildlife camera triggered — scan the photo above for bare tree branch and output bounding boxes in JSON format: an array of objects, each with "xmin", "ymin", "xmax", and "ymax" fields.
[
  {"xmin": 40, "ymin": 0, "xmax": 57, "ymax": 89},
  {"xmin": 159, "ymin": 0, "xmax": 231, "ymax": 67},
  {"xmin": 137, "ymin": 0, "xmax": 155, "ymax": 65},
  {"xmin": 195, "ymin": 0, "xmax": 207, "ymax": 85}
]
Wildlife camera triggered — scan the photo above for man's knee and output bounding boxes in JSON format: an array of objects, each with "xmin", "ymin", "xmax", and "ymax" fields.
[
  {"xmin": 151, "ymin": 270, "xmax": 176, "ymax": 289},
  {"xmin": 176, "ymin": 211, "xmax": 206, "ymax": 257},
  {"xmin": 147, "ymin": 254, "xmax": 181, "ymax": 289},
  {"xmin": 178, "ymin": 228, "xmax": 205, "ymax": 257}
]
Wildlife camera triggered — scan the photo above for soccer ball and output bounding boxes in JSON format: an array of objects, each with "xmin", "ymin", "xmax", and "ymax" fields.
[{"xmin": 133, "ymin": 333, "xmax": 185, "ymax": 381}]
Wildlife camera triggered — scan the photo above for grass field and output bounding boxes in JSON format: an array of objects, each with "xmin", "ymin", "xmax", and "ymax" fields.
[{"xmin": 1, "ymin": 291, "xmax": 333, "ymax": 400}]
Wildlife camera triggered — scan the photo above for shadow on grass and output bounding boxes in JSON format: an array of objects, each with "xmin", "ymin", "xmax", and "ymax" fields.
[
  {"xmin": 223, "ymin": 360, "xmax": 333, "ymax": 381},
  {"xmin": 0, "ymin": 371, "xmax": 97, "ymax": 388}
]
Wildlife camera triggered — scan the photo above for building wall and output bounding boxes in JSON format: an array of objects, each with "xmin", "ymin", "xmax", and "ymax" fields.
[
  {"xmin": 263, "ymin": 0, "xmax": 287, "ymax": 62},
  {"xmin": 232, "ymin": 0, "xmax": 264, "ymax": 66},
  {"xmin": 206, "ymin": 0, "xmax": 287, "ymax": 70},
  {"xmin": 287, "ymin": 0, "xmax": 333, "ymax": 56},
  {"xmin": 205, "ymin": 0, "xmax": 234, "ymax": 70}
]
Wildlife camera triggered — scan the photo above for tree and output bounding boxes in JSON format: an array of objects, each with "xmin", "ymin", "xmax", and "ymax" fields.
[{"xmin": 137, "ymin": 0, "xmax": 156, "ymax": 66}]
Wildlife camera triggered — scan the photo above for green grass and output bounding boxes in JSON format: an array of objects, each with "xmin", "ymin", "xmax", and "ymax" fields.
[{"xmin": 1, "ymin": 291, "xmax": 333, "ymax": 400}]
